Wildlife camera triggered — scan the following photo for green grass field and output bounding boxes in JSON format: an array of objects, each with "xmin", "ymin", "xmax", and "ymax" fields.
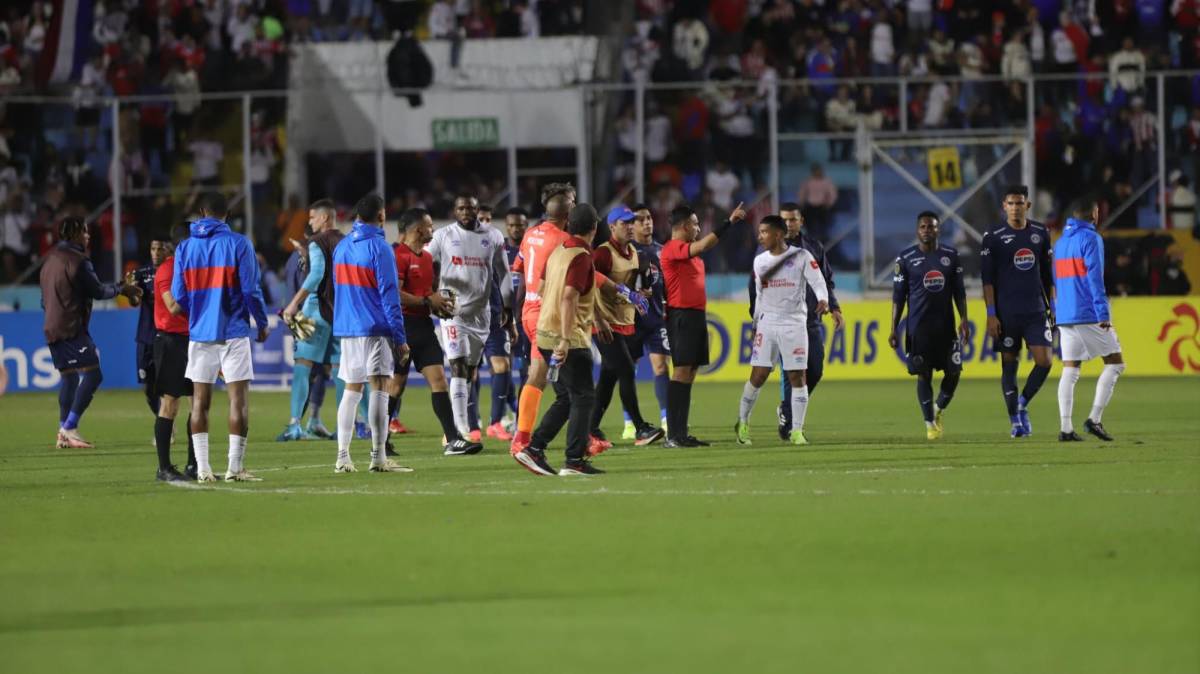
[{"xmin": 1, "ymin": 377, "xmax": 1197, "ymax": 674}]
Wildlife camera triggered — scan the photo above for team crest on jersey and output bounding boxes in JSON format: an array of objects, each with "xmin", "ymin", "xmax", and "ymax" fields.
[
  {"xmin": 940, "ymin": 256, "xmax": 951, "ymax": 267},
  {"xmin": 1044, "ymin": 329, "xmax": 1053, "ymax": 342},
  {"xmin": 792, "ymin": 347, "xmax": 806, "ymax": 356},
  {"xmin": 922, "ymin": 270, "xmax": 946, "ymax": 292},
  {"xmin": 1031, "ymin": 233, "xmax": 1041, "ymax": 244},
  {"xmin": 1003, "ymin": 336, "xmax": 1014, "ymax": 347},
  {"xmin": 1013, "ymin": 248, "xmax": 1036, "ymax": 271},
  {"xmin": 951, "ymin": 351, "xmax": 962, "ymax": 365}
]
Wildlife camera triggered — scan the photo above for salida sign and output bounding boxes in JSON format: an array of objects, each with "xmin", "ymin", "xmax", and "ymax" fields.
[{"xmin": 431, "ymin": 117, "xmax": 499, "ymax": 150}]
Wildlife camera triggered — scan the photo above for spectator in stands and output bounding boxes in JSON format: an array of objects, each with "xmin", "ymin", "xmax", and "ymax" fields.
[
  {"xmin": 1159, "ymin": 250, "xmax": 1192, "ymax": 295},
  {"xmin": 908, "ymin": 0, "xmax": 933, "ymax": 44},
  {"xmin": 164, "ymin": 63, "xmax": 201, "ymax": 149},
  {"xmin": 797, "ymin": 164, "xmax": 837, "ymax": 241},
  {"xmin": 1, "ymin": 186, "xmax": 31, "ymax": 281},
  {"xmin": 1128, "ymin": 97, "xmax": 1158, "ymax": 197},
  {"xmin": 228, "ymin": 4, "xmax": 257, "ymax": 54},
  {"xmin": 928, "ymin": 28, "xmax": 957, "ymax": 75},
  {"xmin": 1109, "ymin": 37, "xmax": 1147, "ymax": 94},
  {"xmin": 74, "ymin": 52, "xmax": 105, "ymax": 151},
  {"xmin": 1002, "ymin": 29, "xmax": 1032, "ymax": 81},
  {"xmin": 705, "ymin": 160, "xmax": 739, "ymax": 211},
  {"xmin": 824, "ymin": 85, "xmax": 856, "ymax": 161},
  {"xmin": 869, "ymin": 12, "xmax": 895, "ymax": 77},
  {"xmin": 1168, "ymin": 171, "xmax": 1197, "ymax": 231},
  {"xmin": 428, "ymin": 0, "xmax": 457, "ymax": 39},
  {"xmin": 188, "ymin": 133, "xmax": 223, "ymax": 190}
]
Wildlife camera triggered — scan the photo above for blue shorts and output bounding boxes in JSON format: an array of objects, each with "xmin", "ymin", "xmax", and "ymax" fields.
[
  {"xmin": 484, "ymin": 318, "xmax": 511, "ymax": 359},
  {"xmin": 631, "ymin": 319, "xmax": 670, "ymax": 357},
  {"xmin": 997, "ymin": 311, "xmax": 1053, "ymax": 353},
  {"xmin": 49, "ymin": 333, "xmax": 101, "ymax": 371},
  {"xmin": 294, "ymin": 313, "xmax": 339, "ymax": 364}
]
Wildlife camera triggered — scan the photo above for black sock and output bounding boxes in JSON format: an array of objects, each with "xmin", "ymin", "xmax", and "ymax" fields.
[
  {"xmin": 677, "ymin": 382, "xmax": 693, "ymax": 438},
  {"xmin": 1001, "ymin": 360, "xmax": 1019, "ymax": 417},
  {"xmin": 1021, "ymin": 364, "xmax": 1051, "ymax": 405},
  {"xmin": 186, "ymin": 415, "xmax": 196, "ymax": 467},
  {"xmin": 388, "ymin": 394, "xmax": 399, "ymax": 420},
  {"xmin": 667, "ymin": 381, "xmax": 684, "ymax": 440},
  {"xmin": 154, "ymin": 416, "xmax": 173, "ymax": 470},
  {"xmin": 490, "ymin": 371, "xmax": 511, "ymax": 425},
  {"xmin": 431, "ymin": 391, "xmax": 461, "ymax": 441},
  {"xmin": 937, "ymin": 371, "xmax": 961, "ymax": 409},
  {"xmin": 467, "ymin": 377, "xmax": 481, "ymax": 431},
  {"xmin": 917, "ymin": 376, "xmax": 934, "ymax": 422}
]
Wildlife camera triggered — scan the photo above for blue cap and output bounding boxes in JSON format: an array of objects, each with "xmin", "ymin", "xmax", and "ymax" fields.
[{"xmin": 606, "ymin": 206, "xmax": 635, "ymax": 225}]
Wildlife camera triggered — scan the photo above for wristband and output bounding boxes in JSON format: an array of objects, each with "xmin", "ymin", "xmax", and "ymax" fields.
[
  {"xmin": 713, "ymin": 219, "xmax": 732, "ymax": 239},
  {"xmin": 986, "ymin": 305, "xmax": 996, "ymax": 317}
]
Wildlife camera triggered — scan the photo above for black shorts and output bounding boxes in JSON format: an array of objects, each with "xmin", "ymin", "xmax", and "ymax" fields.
[
  {"xmin": 152, "ymin": 332, "xmax": 193, "ymax": 398},
  {"xmin": 997, "ymin": 311, "xmax": 1053, "ymax": 354},
  {"xmin": 137, "ymin": 341, "xmax": 155, "ymax": 383},
  {"xmin": 401, "ymin": 315, "xmax": 444, "ymax": 372},
  {"xmin": 666, "ymin": 307, "xmax": 709, "ymax": 368},
  {"xmin": 49, "ymin": 333, "xmax": 100, "ymax": 371},
  {"xmin": 906, "ymin": 323, "xmax": 962, "ymax": 375}
]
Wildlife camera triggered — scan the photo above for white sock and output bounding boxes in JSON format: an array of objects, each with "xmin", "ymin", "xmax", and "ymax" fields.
[
  {"xmin": 1058, "ymin": 366, "xmax": 1080, "ymax": 433},
  {"xmin": 1090, "ymin": 363, "xmax": 1125, "ymax": 423},
  {"xmin": 790, "ymin": 385, "xmax": 810, "ymax": 433},
  {"xmin": 450, "ymin": 376, "xmax": 470, "ymax": 436},
  {"xmin": 369, "ymin": 389, "xmax": 389, "ymax": 464},
  {"xmin": 337, "ymin": 388, "xmax": 362, "ymax": 464},
  {"xmin": 227, "ymin": 434, "xmax": 246, "ymax": 474},
  {"xmin": 192, "ymin": 432, "xmax": 210, "ymax": 473},
  {"xmin": 738, "ymin": 381, "xmax": 760, "ymax": 423}
]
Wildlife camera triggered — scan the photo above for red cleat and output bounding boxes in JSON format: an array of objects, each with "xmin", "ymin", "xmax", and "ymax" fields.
[
  {"xmin": 469, "ymin": 429, "xmax": 482, "ymax": 443},
  {"xmin": 486, "ymin": 422, "xmax": 513, "ymax": 441},
  {"xmin": 587, "ymin": 434, "xmax": 612, "ymax": 457},
  {"xmin": 389, "ymin": 419, "xmax": 408, "ymax": 434}
]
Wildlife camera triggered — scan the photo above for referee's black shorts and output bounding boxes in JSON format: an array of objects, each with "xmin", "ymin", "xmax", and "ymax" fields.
[
  {"xmin": 400, "ymin": 315, "xmax": 444, "ymax": 372},
  {"xmin": 666, "ymin": 307, "xmax": 709, "ymax": 368},
  {"xmin": 152, "ymin": 331, "xmax": 193, "ymax": 398}
]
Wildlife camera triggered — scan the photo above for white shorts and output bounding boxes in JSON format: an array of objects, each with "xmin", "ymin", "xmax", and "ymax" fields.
[
  {"xmin": 338, "ymin": 336, "xmax": 394, "ymax": 383},
  {"xmin": 750, "ymin": 322, "xmax": 809, "ymax": 370},
  {"xmin": 186, "ymin": 337, "xmax": 254, "ymax": 384},
  {"xmin": 1059, "ymin": 323, "xmax": 1121, "ymax": 362},
  {"xmin": 439, "ymin": 319, "xmax": 486, "ymax": 366}
]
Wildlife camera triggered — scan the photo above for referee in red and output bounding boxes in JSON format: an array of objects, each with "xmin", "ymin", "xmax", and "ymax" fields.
[{"xmin": 661, "ymin": 202, "xmax": 747, "ymax": 447}]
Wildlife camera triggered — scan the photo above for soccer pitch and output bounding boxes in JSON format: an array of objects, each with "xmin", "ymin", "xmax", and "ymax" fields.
[{"xmin": 1, "ymin": 378, "xmax": 1197, "ymax": 674}]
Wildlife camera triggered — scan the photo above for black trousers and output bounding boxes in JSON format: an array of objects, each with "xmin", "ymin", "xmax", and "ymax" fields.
[
  {"xmin": 531, "ymin": 348, "xmax": 595, "ymax": 462},
  {"xmin": 590, "ymin": 332, "xmax": 646, "ymax": 432}
]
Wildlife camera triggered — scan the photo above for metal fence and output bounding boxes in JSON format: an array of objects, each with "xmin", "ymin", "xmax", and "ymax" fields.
[{"xmin": 3, "ymin": 70, "xmax": 1195, "ymax": 290}]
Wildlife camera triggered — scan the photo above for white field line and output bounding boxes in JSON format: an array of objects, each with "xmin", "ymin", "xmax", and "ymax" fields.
[{"xmin": 164, "ymin": 482, "xmax": 1197, "ymax": 498}]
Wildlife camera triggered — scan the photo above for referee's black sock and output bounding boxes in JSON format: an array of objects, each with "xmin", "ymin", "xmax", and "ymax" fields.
[
  {"xmin": 431, "ymin": 391, "xmax": 461, "ymax": 442},
  {"xmin": 153, "ymin": 416, "xmax": 173, "ymax": 470},
  {"xmin": 916, "ymin": 377, "xmax": 935, "ymax": 423},
  {"xmin": 388, "ymin": 394, "xmax": 400, "ymax": 421},
  {"xmin": 666, "ymin": 381, "xmax": 684, "ymax": 440},
  {"xmin": 678, "ymin": 382, "xmax": 693, "ymax": 437}
]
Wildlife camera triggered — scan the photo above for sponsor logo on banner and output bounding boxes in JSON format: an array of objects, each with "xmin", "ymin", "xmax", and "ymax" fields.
[
  {"xmin": 1013, "ymin": 248, "xmax": 1036, "ymax": 271},
  {"xmin": 923, "ymin": 270, "xmax": 946, "ymax": 292},
  {"xmin": 1157, "ymin": 302, "xmax": 1200, "ymax": 372}
]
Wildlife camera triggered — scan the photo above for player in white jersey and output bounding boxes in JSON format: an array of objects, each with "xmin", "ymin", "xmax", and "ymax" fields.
[
  {"xmin": 734, "ymin": 215, "xmax": 828, "ymax": 446},
  {"xmin": 427, "ymin": 195, "xmax": 513, "ymax": 439}
]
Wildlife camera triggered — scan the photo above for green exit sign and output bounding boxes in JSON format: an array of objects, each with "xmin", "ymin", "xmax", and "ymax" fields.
[{"xmin": 432, "ymin": 117, "xmax": 500, "ymax": 150}]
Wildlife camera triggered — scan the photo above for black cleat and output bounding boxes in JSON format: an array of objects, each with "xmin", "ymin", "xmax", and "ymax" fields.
[
  {"xmin": 385, "ymin": 440, "xmax": 398, "ymax": 457},
  {"xmin": 514, "ymin": 446, "xmax": 557, "ymax": 476},
  {"xmin": 1059, "ymin": 431, "xmax": 1084, "ymax": 442},
  {"xmin": 681, "ymin": 435, "xmax": 710, "ymax": 447},
  {"xmin": 559, "ymin": 459, "xmax": 605, "ymax": 476},
  {"xmin": 156, "ymin": 465, "xmax": 190, "ymax": 482},
  {"xmin": 444, "ymin": 438, "xmax": 484, "ymax": 456},
  {"xmin": 633, "ymin": 425, "xmax": 665, "ymax": 447},
  {"xmin": 1084, "ymin": 419, "xmax": 1113, "ymax": 441},
  {"xmin": 662, "ymin": 437, "xmax": 686, "ymax": 449},
  {"xmin": 183, "ymin": 464, "xmax": 199, "ymax": 480},
  {"xmin": 776, "ymin": 402, "xmax": 789, "ymax": 440}
]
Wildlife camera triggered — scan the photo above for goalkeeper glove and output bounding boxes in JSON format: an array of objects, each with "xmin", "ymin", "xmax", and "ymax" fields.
[
  {"xmin": 614, "ymin": 284, "xmax": 649, "ymax": 315},
  {"xmin": 284, "ymin": 313, "xmax": 317, "ymax": 340}
]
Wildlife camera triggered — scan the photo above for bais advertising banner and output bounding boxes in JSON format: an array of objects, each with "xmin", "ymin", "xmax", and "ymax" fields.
[{"xmin": 694, "ymin": 298, "xmax": 1200, "ymax": 382}]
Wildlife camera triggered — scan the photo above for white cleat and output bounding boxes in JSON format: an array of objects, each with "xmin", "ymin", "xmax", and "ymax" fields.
[
  {"xmin": 196, "ymin": 470, "xmax": 218, "ymax": 483},
  {"xmin": 58, "ymin": 428, "xmax": 94, "ymax": 449},
  {"xmin": 334, "ymin": 460, "xmax": 358, "ymax": 473},
  {"xmin": 224, "ymin": 470, "xmax": 263, "ymax": 482},
  {"xmin": 369, "ymin": 459, "xmax": 413, "ymax": 473}
]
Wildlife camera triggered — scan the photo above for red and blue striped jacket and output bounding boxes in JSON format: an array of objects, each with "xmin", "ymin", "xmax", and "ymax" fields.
[
  {"xmin": 332, "ymin": 222, "xmax": 407, "ymax": 344},
  {"xmin": 171, "ymin": 218, "xmax": 268, "ymax": 342}
]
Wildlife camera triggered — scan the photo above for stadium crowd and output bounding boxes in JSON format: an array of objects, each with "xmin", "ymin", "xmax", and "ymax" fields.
[{"xmin": 1, "ymin": 0, "xmax": 1197, "ymax": 295}]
